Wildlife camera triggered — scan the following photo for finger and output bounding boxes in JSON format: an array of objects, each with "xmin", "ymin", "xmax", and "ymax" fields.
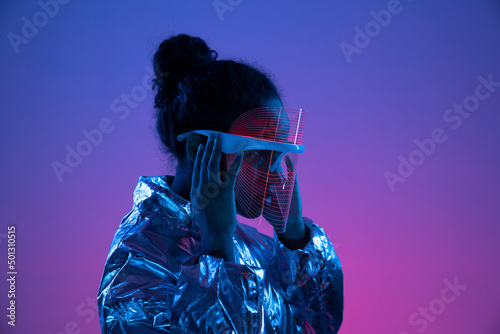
[
  {"xmin": 192, "ymin": 143, "xmax": 204, "ymax": 187},
  {"xmin": 292, "ymin": 172, "xmax": 299, "ymax": 196},
  {"xmin": 208, "ymin": 136, "xmax": 222, "ymax": 185},
  {"xmin": 283, "ymin": 155, "xmax": 299, "ymax": 202},
  {"xmin": 284, "ymin": 154, "xmax": 294, "ymax": 173},
  {"xmin": 223, "ymin": 151, "xmax": 244, "ymax": 189},
  {"xmin": 200, "ymin": 136, "xmax": 214, "ymax": 185}
]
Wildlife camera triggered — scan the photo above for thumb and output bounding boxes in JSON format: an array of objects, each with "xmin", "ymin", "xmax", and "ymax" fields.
[
  {"xmin": 284, "ymin": 155, "xmax": 300, "ymax": 208},
  {"xmin": 285, "ymin": 155, "xmax": 294, "ymax": 173},
  {"xmin": 285, "ymin": 154, "xmax": 295, "ymax": 173}
]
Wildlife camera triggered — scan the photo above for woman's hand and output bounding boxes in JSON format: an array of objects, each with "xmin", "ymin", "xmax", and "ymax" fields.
[
  {"xmin": 190, "ymin": 135, "xmax": 243, "ymax": 262},
  {"xmin": 265, "ymin": 155, "xmax": 307, "ymax": 249},
  {"xmin": 276, "ymin": 173, "xmax": 305, "ymax": 239}
]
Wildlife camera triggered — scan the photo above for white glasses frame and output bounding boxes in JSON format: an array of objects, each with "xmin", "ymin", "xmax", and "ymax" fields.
[{"xmin": 177, "ymin": 130, "xmax": 304, "ymax": 172}]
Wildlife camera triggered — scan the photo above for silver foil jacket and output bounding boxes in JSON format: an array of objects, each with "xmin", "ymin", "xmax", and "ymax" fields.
[{"xmin": 97, "ymin": 175, "xmax": 343, "ymax": 333}]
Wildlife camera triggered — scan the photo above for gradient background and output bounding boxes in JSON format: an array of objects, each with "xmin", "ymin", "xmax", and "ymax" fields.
[{"xmin": 1, "ymin": 0, "xmax": 499, "ymax": 333}]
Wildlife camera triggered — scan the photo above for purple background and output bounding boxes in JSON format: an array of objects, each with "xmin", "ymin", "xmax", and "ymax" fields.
[{"xmin": 1, "ymin": 0, "xmax": 500, "ymax": 333}]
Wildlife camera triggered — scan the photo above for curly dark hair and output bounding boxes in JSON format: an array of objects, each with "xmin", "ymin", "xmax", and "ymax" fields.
[{"xmin": 151, "ymin": 34, "xmax": 281, "ymax": 164}]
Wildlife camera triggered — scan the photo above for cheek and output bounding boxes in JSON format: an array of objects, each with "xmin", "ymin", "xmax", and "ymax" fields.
[{"xmin": 247, "ymin": 164, "xmax": 270, "ymax": 187}]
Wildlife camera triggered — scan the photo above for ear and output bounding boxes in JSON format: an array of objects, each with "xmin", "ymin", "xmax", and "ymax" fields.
[{"xmin": 185, "ymin": 133, "xmax": 206, "ymax": 163}]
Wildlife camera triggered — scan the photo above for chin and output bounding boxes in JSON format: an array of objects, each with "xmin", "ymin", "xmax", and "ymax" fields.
[{"xmin": 235, "ymin": 195, "xmax": 264, "ymax": 219}]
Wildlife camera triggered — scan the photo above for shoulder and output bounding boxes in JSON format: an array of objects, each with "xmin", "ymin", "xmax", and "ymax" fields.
[{"xmin": 98, "ymin": 175, "xmax": 200, "ymax": 294}]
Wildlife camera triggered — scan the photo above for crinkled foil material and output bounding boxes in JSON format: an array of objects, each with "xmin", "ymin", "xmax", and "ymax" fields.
[{"xmin": 97, "ymin": 175, "xmax": 343, "ymax": 333}]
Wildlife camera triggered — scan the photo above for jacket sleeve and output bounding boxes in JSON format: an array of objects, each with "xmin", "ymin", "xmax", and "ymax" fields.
[
  {"xmin": 97, "ymin": 210, "xmax": 182, "ymax": 333},
  {"xmin": 97, "ymin": 212, "xmax": 282, "ymax": 333},
  {"xmin": 97, "ymin": 253, "xmax": 176, "ymax": 333},
  {"xmin": 273, "ymin": 217, "xmax": 344, "ymax": 333}
]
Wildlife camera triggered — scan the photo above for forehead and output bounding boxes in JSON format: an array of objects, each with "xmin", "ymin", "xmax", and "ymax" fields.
[
  {"xmin": 257, "ymin": 106, "xmax": 290, "ymax": 129},
  {"xmin": 230, "ymin": 107, "xmax": 291, "ymax": 143}
]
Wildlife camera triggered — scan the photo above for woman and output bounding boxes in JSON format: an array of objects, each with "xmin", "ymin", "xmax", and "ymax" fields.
[{"xmin": 97, "ymin": 34, "xmax": 343, "ymax": 333}]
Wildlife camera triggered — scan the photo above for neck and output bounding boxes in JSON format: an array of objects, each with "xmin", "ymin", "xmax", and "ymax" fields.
[{"xmin": 170, "ymin": 162, "xmax": 192, "ymax": 202}]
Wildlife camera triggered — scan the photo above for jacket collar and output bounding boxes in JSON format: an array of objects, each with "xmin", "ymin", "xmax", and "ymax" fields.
[{"xmin": 133, "ymin": 175, "xmax": 193, "ymax": 218}]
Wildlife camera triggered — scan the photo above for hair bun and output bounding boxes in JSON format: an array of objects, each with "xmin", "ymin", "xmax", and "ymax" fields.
[{"xmin": 153, "ymin": 34, "xmax": 217, "ymax": 81}]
